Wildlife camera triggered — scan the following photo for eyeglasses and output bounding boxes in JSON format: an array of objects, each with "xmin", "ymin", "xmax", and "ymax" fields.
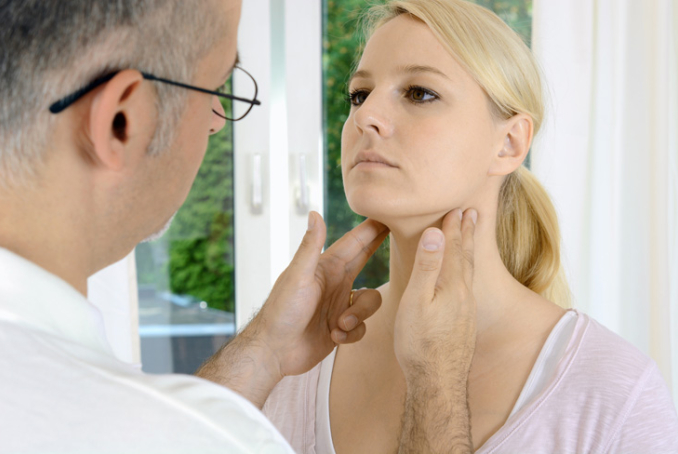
[{"xmin": 48, "ymin": 66, "xmax": 261, "ymax": 121}]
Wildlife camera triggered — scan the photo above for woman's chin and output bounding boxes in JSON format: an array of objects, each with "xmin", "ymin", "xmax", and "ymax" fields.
[
  {"xmin": 347, "ymin": 199, "xmax": 396, "ymax": 225},
  {"xmin": 348, "ymin": 199, "xmax": 454, "ymax": 239},
  {"xmin": 348, "ymin": 201, "xmax": 423, "ymax": 235}
]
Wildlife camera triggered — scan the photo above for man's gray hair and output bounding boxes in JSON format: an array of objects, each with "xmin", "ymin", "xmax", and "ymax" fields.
[{"xmin": 0, "ymin": 0, "xmax": 223, "ymax": 188}]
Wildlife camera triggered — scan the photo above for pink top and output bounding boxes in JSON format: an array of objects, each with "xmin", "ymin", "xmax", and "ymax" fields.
[{"xmin": 263, "ymin": 311, "xmax": 678, "ymax": 453}]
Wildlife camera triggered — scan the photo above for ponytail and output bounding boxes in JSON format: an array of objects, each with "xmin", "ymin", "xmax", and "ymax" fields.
[{"xmin": 497, "ymin": 166, "xmax": 571, "ymax": 308}]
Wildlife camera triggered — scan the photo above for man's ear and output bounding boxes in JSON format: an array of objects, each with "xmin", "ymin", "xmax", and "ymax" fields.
[
  {"xmin": 487, "ymin": 113, "xmax": 533, "ymax": 176},
  {"xmin": 88, "ymin": 69, "xmax": 155, "ymax": 171}
]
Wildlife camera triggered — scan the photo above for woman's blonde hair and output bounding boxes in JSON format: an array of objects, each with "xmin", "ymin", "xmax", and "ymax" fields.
[{"xmin": 365, "ymin": 0, "xmax": 571, "ymax": 308}]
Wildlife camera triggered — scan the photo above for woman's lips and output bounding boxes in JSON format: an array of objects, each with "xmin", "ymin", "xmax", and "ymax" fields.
[
  {"xmin": 354, "ymin": 161, "xmax": 396, "ymax": 169},
  {"xmin": 353, "ymin": 150, "xmax": 398, "ymax": 169}
]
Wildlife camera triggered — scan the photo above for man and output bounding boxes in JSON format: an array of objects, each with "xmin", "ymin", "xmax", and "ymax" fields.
[{"xmin": 0, "ymin": 1, "xmax": 477, "ymax": 452}]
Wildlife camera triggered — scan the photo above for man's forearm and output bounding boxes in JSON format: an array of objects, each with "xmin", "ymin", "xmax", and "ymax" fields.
[
  {"xmin": 399, "ymin": 366, "xmax": 472, "ymax": 454},
  {"xmin": 195, "ymin": 322, "xmax": 283, "ymax": 409}
]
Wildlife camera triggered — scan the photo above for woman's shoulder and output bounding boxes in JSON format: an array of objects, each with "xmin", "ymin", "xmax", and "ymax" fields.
[
  {"xmin": 550, "ymin": 310, "xmax": 677, "ymax": 428},
  {"xmin": 263, "ymin": 361, "xmax": 322, "ymax": 421},
  {"xmin": 482, "ymin": 310, "xmax": 678, "ymax": 453},
  {"xmin": 571, "ymin": 311, "xmax": 655, "ymax": 374},
  {"xmin": 262, "ymin": 349, "xmax": 334, "ymax": 454},
  {"xmin": 554, "ymin": 310, "xmax": 663, "ymax": 397}
]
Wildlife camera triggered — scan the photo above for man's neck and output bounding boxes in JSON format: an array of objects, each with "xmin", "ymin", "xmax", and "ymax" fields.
[{"xmin": 0, "ymin": 186, "xmax": 95, "ymax": 296}]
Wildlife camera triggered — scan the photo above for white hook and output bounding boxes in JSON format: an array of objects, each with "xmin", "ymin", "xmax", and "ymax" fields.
[
  {"xmin": 252, "ymin": 154, "xmax": 262, "ymax": 211},
  {"xmin": 297, "ymin": 154, "xmax": 309, "ymax": 211}
]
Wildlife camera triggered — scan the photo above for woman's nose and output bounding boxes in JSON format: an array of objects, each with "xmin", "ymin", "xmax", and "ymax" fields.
[
  {"xmin": 352, "ymin": 92, "xmax": 394, "ymax": 138},
  {"xmin": 210, "ymin": 96, "xmax": 228, "ymax": 135}
]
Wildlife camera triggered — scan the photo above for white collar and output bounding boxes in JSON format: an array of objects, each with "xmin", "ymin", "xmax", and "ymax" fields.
[{"xmin": 0, "ymin": 247, "xmax": 114, "ymax": 357}]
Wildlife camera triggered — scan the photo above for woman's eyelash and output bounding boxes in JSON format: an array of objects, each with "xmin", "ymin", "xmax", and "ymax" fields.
[
  {"xmin": 345, "ymin": 86, "xmax": 440, "ymax": 106},
  {"xmin": 403, "ymin": 85, "xmax": 439, "ymax": 104},
  {"xmin": 346, "ymin": 89, "xmax": 369, "ymax": 106}
]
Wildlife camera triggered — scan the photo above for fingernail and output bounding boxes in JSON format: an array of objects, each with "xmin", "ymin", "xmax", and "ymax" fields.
[
  {"xmin": 344, "ymin": 315, "xmax": 358, "ymax": 330},
  {"xmin": 307, "ymin": 213, "xmax": 315, "ymax": 230},
  {"xmin": 422, "ymin": 229, "xmax": 443, "ymax": 251},
  {"xmin": 334, "ymin": 330, "xmax": 347, "ymax": 342},
  {"xmin": 468, "ymin": 209, "xmax": 478, "ymax": 225},
  {"xmin": 457, "ymin": 209, "xmax": 463, "ymax": 221}
]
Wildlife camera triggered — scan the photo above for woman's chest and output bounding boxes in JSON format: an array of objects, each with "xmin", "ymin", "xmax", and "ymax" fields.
[
  {"xmin": 328, "ymin": 378, "xmax": 524, "ymax": 453},
  {"xmin": 326, "ymin": 346, "xmax": 538, "ymax": 454},
  {"xmin": 328, "ymin": 345, "xmax": 406, "ymax": 454}
]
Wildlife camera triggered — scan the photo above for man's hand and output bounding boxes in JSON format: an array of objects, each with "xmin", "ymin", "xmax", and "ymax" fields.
[
  {"xmin": 395, "ymin": 208, "xmax": 478, "ymax": 454},
  {"xmin": 197, "ymin": 211, "xmax": 389, "ymax": 408}
]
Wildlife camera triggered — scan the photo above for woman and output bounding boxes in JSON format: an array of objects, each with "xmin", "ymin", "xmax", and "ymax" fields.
[{"xmin": 263, "ymin": 1, "xmax": 678, "ymax": 452}]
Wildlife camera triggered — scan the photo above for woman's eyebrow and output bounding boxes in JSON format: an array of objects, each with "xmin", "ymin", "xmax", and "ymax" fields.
[
  {"xmin": 348, "ymin": 64, "xmax": 451, "ymax": 85},
  {"xmin": 398, "ymin": 64, "xmax": 451, "ymax": 80},
  {"xmin": 348, "ymin": 69, "xmax": 371, "ymax": 85}
]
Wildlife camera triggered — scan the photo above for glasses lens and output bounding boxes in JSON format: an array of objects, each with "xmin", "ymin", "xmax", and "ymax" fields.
[{"xmin": 217, "ymin": 66, "xmax": 258, "ymax": 121}]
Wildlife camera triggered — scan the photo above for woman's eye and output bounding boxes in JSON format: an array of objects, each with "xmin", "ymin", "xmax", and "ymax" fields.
[
  {"xmin": 405, "ymin": 86, "xmax": 438, "ymax": 103},
  {"xmin": 347, "ymin": 89, "xmax": 369, "ymax": 106}
]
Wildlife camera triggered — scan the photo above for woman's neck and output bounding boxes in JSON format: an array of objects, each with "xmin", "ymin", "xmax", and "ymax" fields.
[{"xmin": 377, "ymin": 208, "xmax": 529, "ymax": 344}]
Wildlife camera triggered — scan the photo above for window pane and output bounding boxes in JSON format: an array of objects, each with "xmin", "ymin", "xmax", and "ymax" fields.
[
  {"xmin": 135, "ymin": 97, "xmax": 235, "ymax": 374},
  {"xmin": 322, "ymin": 0, "xmax": 532, "ymax": 287}
]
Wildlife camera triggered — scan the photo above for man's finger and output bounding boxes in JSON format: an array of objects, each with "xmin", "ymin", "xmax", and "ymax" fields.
[
  {"xmin": 460, "ymin": 209, "xmax": 477, "ymax": 287},
  {"xmin": 331, "ymin": 322, "xmax": 367, "ymax": 344},
  {"xmin": 435, "ymin": 209, "xmax": 464, "ymax": 293},
  {"xmin": 337, "ymin": 288, "xmax": 382, "ymax": 331},
  {"xmin": 323, "ymin": 218, "xmax": 389, "ymax": 268},
  {"xmin": 402, "ymin": 228, "xmax": 445, "ymax": 303},
  {"xmin": 287, "ymin": 211, "xmax": 327, "ymax": 277},
  {"xmin": 343, "ymin": 228, "xmax": 390, "ymax": 281}
]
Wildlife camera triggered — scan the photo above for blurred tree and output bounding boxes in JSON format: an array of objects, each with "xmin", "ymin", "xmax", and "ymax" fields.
[{"xmin": 322, "ymin": 0, "xmax": 532, "ymax": 288}]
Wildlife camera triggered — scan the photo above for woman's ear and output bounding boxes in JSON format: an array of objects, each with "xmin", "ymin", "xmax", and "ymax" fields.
[
  {"xmin": 87, "ymin": 69, "xmax": 156, "ymax": 171},
  {"xmin": 487, "ymin": 113, "xmax": 533, "ymax": 176}
]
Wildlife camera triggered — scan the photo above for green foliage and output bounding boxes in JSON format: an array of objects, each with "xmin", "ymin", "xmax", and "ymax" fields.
[
  {"xmin": 322, "ymin": 0, "xmax": 532, "ymax": 288},
  {"xmin": 474, "ymin": 0, "xmax": 532, "ymax": 46}
]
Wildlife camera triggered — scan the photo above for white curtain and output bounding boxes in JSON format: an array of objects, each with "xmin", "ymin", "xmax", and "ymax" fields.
[{"xmin": 531, "ymin": 0, "xmax": 677, "ymax": 406}]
